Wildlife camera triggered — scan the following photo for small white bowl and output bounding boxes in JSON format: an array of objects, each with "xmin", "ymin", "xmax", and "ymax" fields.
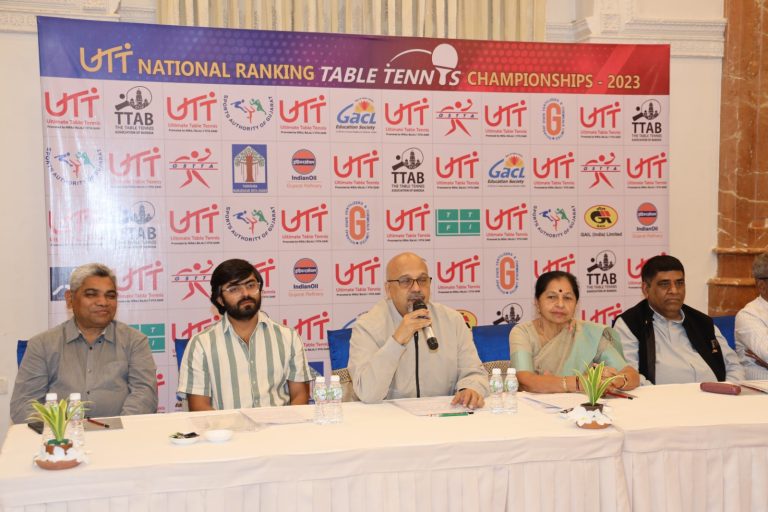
[
  {"xmin": 203, "ymin": 429, "xmax": 233, "ymax": 443},
  {"xmin": 170, "ymin": 435, "xmax": 199, "ymax": 446}
]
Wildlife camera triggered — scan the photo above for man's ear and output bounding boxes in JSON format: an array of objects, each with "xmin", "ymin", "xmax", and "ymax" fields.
[
  {"xmin": 64, "ymin": 289, "xmax": 73, "ymax": 309},
  {"xmin": 641, "ymin": 281, "xmax": 650, "ymax": 299},
  {"xmin": 384, "ymin": 282, "xmax": 392, "ymax": 300}
]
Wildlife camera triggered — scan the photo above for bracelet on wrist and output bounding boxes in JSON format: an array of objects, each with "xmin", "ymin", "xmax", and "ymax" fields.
[{"xmin": 561, "ymin": 376, "xmax": 568, "ymax": 393}]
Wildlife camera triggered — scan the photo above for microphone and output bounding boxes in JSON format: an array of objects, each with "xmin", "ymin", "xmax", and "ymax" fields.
[{"xmin": 412, "ymin": 300, "xmax": 438, "ymax": 350}]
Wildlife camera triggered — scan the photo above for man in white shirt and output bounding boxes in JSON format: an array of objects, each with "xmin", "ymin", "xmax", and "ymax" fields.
[
  {"xmin": 614, "ymin": 255, "xmax": 744, "ymax": 384},
  {"xmin": 735, "ymin": 252, "xmax": 768, "ymax": 380}
]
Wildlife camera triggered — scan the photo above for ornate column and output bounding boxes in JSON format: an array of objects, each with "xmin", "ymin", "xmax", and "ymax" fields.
[{"xmin": 708, "ymin": 0, "xmax": 768, "ymax": 315}]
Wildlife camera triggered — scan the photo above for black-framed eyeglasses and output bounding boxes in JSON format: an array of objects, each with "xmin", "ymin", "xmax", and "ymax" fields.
[
  {"xmin": 222, "ymin": 279, "xmax": 261, "ymax": 295},
  {"xmin": 386, "ymin": 276, "xmax": 432, "ymax": 289}
]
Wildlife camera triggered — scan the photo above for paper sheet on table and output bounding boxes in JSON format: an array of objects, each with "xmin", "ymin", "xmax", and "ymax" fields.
[
  {"xmin": 737, "ymin": 380, "xmax": 768, "ymax": 393},
  {"xmin": 521, "ymin": 393, "xmax": 584, "ymax": 413},
  {"xmin": 239, "ymin": 407, "xmax": 313, "ymax": 425},
  {"xmin": 189, "ymin": 413, "xmax": 261, "ymax": 432},
  {"xmin": 391, "ymin": 396, "xmax": 471, "ymax": 416}
]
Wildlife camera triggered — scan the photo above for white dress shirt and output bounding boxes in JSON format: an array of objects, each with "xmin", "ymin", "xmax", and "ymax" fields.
[
  {"xmin": 614, "ymin": 306, "xmax": 745, "ymax": 385},
  {"xmin": 734, "ymin": 295, "xmax": 768, "ymax": 380}
]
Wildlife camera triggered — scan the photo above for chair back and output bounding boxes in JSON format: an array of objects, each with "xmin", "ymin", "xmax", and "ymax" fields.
[
  {"xmin": 17, "ymin": 340, "xmax": 28, "ymax": 367},
  {"xmin": 174, "ymin": 339, "xmax": 189, "ymax": 371},
  {"xmin": 712, "ymin": 315, "xmax": 736, "ymax": 349},
  {"xmin": 327, "ymin": 328, "xmax": 352, "ymax": 371},
  {"xmin": 471, "ymin": 323, "xmax": 514, "ymax": 376}
]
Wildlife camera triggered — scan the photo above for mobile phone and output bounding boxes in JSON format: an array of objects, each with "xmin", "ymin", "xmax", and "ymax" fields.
[{"xmin": 27, "ymin": 421, "xmax": 44, "ymax": 434}]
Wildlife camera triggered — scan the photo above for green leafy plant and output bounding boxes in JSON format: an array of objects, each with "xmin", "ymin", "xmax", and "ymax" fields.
[
  {"xmin": 574, "ymin": 362, "xmax": 620, "ymax": 406},
  {"xmin": 27, "ymin": 399, "xmax": 85, "ymax": 446}
]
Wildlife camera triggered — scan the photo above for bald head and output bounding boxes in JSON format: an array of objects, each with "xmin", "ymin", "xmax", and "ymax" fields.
[{"xmin": 385, "ymin": 252, "xmax": 432, "ymax": 316}]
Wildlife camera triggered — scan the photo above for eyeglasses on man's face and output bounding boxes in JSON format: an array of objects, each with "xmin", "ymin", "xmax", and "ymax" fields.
[
  {"xmin": 387, "ymin": 275, "xmax": 432, "ymax": 289},
  {"xmin": 222, "ymin": 279, "xmax": 261, "ymax": 295}
]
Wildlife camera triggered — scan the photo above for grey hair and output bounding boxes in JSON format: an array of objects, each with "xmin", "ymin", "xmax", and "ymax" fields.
[
  {"xmin": 69, "ymin": 263, "xmax": 117, "ymax": 292},
  {"xmin": 753, "ymin": 253, "xmax": 768, "ymax": 280}
]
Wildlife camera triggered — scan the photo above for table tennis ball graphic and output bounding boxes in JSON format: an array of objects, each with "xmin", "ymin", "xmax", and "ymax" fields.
[{"xmin": 432, "ymin": 44, "xmax": 458, "ymax": 85}]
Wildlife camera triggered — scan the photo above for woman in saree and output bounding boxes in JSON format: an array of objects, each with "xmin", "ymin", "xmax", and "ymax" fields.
[{"xmin": 509, "ymin": 270, "xmax": 640, "ymax": 393}]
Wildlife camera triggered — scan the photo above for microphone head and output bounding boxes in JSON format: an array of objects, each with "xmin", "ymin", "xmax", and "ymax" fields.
[{"xmin": 412, "ymin": 300, "xmax": 428, "ymax": 311}]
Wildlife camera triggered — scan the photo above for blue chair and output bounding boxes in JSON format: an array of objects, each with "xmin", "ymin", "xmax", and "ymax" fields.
[
  {"xmin": 471, "ymin": 323, "xmax": 514, "ymax": 375},
  {"xmin": 712, "ymin": 315, "xmax": 736, "ymax": 349},
  {"xmin": 327, "ymin": 328, "xmax": 352, "ymax": 371},
  {"xmin": 174, "ymin": 339, "xmax": 189, "ymax": 371},
  {"xmin": 17, "ymin": 340, "xmax": 28, "ymax": 367}
]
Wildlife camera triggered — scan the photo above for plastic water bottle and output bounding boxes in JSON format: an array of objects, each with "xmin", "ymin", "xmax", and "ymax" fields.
[
  {"xmin": 326, "ymin": 375, "xmax": 343, "ymax": 424},
  {"xmin": 41, "ymin": 392, "xmax": 57, "ymax": 446},
  {"xmin": 504, "ymin": 368, "xmax": 519, "ymax": 414},
  {"xmin": 489, "ymin": 368, "xmax": 504, "ymax": 413},
  {"xmin": 66, "ymin": 393, "xmax": 85, "ymax": 450},
  {"xmin": 313, "ymin": 376, "xmax": 328, "ymax": 424}
]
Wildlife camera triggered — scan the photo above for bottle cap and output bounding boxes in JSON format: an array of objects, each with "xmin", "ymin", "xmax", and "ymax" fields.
[
  {"xmin": 45, "ymin": 393, "xmax": 57, "ymax": 401},
  {"xmin": 330, "ymin": 375, "xmax": 340, "ymax": 382},
  {"xmin": 492, "ymin": 368, "xmax": 501, "ymax": 374},
  {"xmin": 69, "ymin": 392, "xmax": 81, "ymax": 401},
  {"xmin": 507, "ymin": 368, "xmax": 517, "ymax": 375},
  {"xmin": 315, "ymin": 376, "xmax": 325, "ymax": 384}
]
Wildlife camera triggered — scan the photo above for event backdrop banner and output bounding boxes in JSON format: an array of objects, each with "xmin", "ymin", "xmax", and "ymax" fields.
[{"xmin": 38, "ymin": 16, "xmax": 670, "ymax": 412}]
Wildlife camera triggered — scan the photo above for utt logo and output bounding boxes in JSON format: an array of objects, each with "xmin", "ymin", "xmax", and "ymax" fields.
[
  {"xmin": 488, "ymin": 153, "xmax": 525, "ymax": 180},
  {"xmin": 584, "ymin": 205, "xmax": 618, "ymax": 230},
  {"xmin": 582, "ymin": 151, "xmax": 619, "ymax": 188},
  {"xmin": 293, "ymin": 258, "xmax": 319, "ymax": 284},
  {"xmin": 436, "ymin": 99, "xmax": 478, "ymax": 136},
  {"xmin": 637, "ymin": 202, "xmax": 658, "ymax": 226},
  {"xmin": 335, "ymin": 257, "xmax": 381, "ymax": 286},
  {"xmin": 345, "ymin": 202, "xmax": 370, "ymax": 244},
  {"xmin": 534, "ymin": 253, "xmax": 576, "ymax": 276},
  {"xmin": 626, "ymin": 254, "xmax": 666, "ymax": 281},
  {"xmin": 80, "ymin": 42, "xmax": 132, "ymax": 73},
  {"xmin": 337, "ymin": 97, "xmax": 376, "ymax": 125},
  {"xmin": 435, "ymin": 151, "xmax": 479, "ymax": 179},
  {"xmin": 170, "ymin": 203, "xmax": 219, "ymax": 234},
  {"xmin": 279, "ymin": 95, "xmax": 326, "ymax": 123},
  {"xmin": 627, "ymin": 152, "xmax": 667, "ymax": 179},
  {"xmin": 541, "ymin": 98, "xmax": 565, "ymax": 140},
  {"xmin": 582, "ymin": 303, "xmax": 623, "ymax": 324},
  {"xmin": 292, "ymin": 149, "xmax": 316, "ymax": 176},
  {"xmin": 385, "ymin": 98, "xmax": 429, "ymax": 126},
  {"xmin": 48, "ymin": 208, "xmax": 91, "ymax": 241},
  {"xmin": 580, "ymin": 101, "xmax": 621, "ymax": 129},
  {"xmin": 172, "ymin": 259, "xmax": 214, "ymax": 300},
  {"xmin": 114, "ymin": 86, "xmax": 153, "ymax": 126},
  {"xmin": 171, "ymin": 313, "xmax": 221, "ymax": 341},
  {"xmin": 386, "ymin": 203, "xmax": 431, "ymax": 231},
  {"xmin": 118, "ymin": 261, "xmax": 163, "ymax": 292},
  {"xmin": 496, "ymin": 253, "xmax": 519, "ymax": 294},
  {"xmin": 485, "ymin": 203, "xmax": 528, "ymax": 232},
  {"xmin": 108, "ymin": 147, "xmax": 161, "ymax": 178},
  {"xmin": 493, "ymin": 303, "xmax": 523, "ymax": 325},
  {"xmin": 485, "ymin": 100, "xmax": 526, "ymax": 128},
  {"xmin": 632, "ymin": 99, "xmax": 662, "ymax": 135},
  {"xmin": 437, "ymin": 255, "xmax": 480, "ymax": 284},
  {"xmin": 333, "ymin": 150, "xmax": 379, "ymax": 178},
  {"xmin": 281, "ymin": 203, "xmax": 328, "ymax": 233},
  {"xmin": 533, "ymin": 151, "xmax": 574, "ymax": 179},
  {"xmin": 166, "ymin": 91, "xmax": 216, "ymax": 121},
  {"xmin": 45, "ymin": 87, "xmax": 100, "ymax": 118},
  {"xmin": 254, "ymin": 258, "xmax": 276, "ymax": 288},
  {"xmin": 168, "ymin": 147, "xmax": 218, "ymax": 189},
  {"xmin": 289, "ymin": 311, "xmax": 330, "ymax": 341}
]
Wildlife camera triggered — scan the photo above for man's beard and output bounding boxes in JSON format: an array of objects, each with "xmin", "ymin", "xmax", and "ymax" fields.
[{"xmin": 225, "ymin": 295, "xmax": 261, "ymax": 320}]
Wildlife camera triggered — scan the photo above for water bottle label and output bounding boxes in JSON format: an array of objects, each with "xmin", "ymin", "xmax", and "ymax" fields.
[
  {"xmin": 490, "ymin": 380, "xmax": 504, "ymax": 393},
  {"xmin": 315, "ymin": 389, "xmax": 327, "ymax": 401},
  {"xmin": 331, "ymin": 388, "xmax": 343, "ymax": 400}
]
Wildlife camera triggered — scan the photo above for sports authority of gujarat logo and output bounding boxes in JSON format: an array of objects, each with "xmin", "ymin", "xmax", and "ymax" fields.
[
  {"xmin": 435, "ymin": 98, "xmax": 478, "ymax": 136},
  {"xmin": 636, "ymin": 202, "xmax": 658, "ymax": 226},
  {"xmin": 584, "ymin": 205, "xmax": 619, "ymax": 230},
  {"xmin": 496, "ymin": 252, "xmax": 519, "ymax": 295},
  {"xmin": 45, "ymin": 147, "xmax": 104, "ymax": 185},
  {"xmin": 222, "ymin": 94, "xmax": 274, "ymax": 131},
  {"xmin": 487, "ymin": 152, "xmax": 525, "ymax": 185},
  {"xmin": 532, "ymin": 204, "xmax": 576, "ymax": 238},
  {"xmin": 232, "ymin": 144, "xmax": 267, "ymax": 193},
  {"xmin": 336, "ymin": 97, "xmax": 377, "ymax": 130},
  {"xmin": 385, "ymin": 43, "xmax": 460, "ymax": 86},
  {"xmin": 224, "ymin": 205, "xmax": 276, "ymax": 242},
  {"xmin": 541, "ymin": 98, "xmax": 565, "ymax": 141},
  {"xmin": 345, "ymin": 201, "xmax": 370, "ymax": 245}
]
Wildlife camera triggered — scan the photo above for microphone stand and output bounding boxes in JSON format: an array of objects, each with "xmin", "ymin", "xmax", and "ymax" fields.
[{"xmin": 414, "ymin": 331, "xmax": 420, "ymax": 398}]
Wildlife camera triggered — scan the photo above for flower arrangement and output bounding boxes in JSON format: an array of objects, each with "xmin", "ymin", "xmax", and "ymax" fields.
[
  {"xmin": 28, "ymin": 399, "xmax": 83, "ymax": 446},
  {"xmin": 574, "ymin": 361, "xmax": 620, "ymax": 407}
]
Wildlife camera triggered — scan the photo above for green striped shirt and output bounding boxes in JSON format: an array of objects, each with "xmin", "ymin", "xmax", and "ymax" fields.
[{"xmin": 177, "ymin": 312, "xmax": 312, "ymax": 409}]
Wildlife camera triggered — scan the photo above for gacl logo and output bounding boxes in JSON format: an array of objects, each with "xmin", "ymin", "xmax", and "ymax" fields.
[
  {"xmin": 225, "ymin": 206, "xmax": 276, "ymax": 242},
  {"xmin": 166, "ymin": 91, "xmax": 216, "ymax": 121},
  {"xmin": 114, "ymin": 86, "xmax": 153, "ymax": 128},
  {"xmin": 336, "ymin": 98, "xmax": 376, "ymax": 128},
  {"xmin": 496, "ymin": 253, "xmax": 519, "ymax": 294},
  {"xmin": 345, "ymin": 202, "xmax": 370, "ymax": 245},
  {"xmin": 580, "ymin": 101, "xmax": 621, "ymax": 129},
  {"xmin": 335, "ymin": 257, "xmax": 381, "ymax": 286},
  {"xmin": 172, "ymin": 259, "xmax": 214, "ymax": 300},
  {"xmin": 584, "ymin": 205, "xmax": 618, "ymax": 230},
  {"xmin": 534, "ymin": 253, "xmax": 576, "ymax": 277},
  {"xmin": 437, "ymin": 255, "xmax": 480, "ymax": 284},
  {"xmin": 586, "ymin": 250, "xmax": 617, "ymax": 288},
  {"xmin": 168, "ymin": 147, "xmax": 218, "ymax": 189},
  {"xmin": 44, "ymin": 87, "xmax": 100, "ymax": 118},
  {"xmin": 435, "ymin": 150, "xmax": 479, "ymax": 179},
  {"xmin": 45, "ymin": 147, "xmax": 104, "ymax": 186},
  {"xmin": 384, "ymin": 98, "xmax": 429, "ymax": 126},
  {"xmin": 222, "ymin": 95, "xmax": 274, "ymax": 131},
  {"xmin": 488, "ymin": 153, "xmax": 525, "ymax": 185},
  {"xmin": 386, "ymin": 204, "xmax": 431, "ymax": 232},
  {"xmin": 532, "ymin": 205, "xmax": 577, "ymax": 238},
  {"xmin": 485, "ymin": 100, "xmax": 526, "ymax": 129},
  {"xmin": 281, "ymin": 203, "xmax": 328, "ymax": 233},
  {"xmin": 279, "ymin": 95, "xmax": 326, "ymax": 123},
  {"xmin": 541, "ymin": 98, "xmax": 565, "ymax": 140}
]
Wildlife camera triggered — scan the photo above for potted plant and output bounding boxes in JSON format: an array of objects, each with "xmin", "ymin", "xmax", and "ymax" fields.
[
  {"xmin": 28, "ymin": 398, "xmax": 85, "ymax": 470},
  {"xmin": 574, "ymin": 361, "xmax": 620, "ymax": 412}
]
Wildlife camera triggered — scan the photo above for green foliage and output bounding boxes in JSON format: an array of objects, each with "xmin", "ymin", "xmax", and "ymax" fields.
[
  {"xmin": 574, "ymin": 362, "xmax": 620, "ymax": 405},
  {"xmin": 28, "ymin": 399, "xmax": 85, "ymax": 444}
]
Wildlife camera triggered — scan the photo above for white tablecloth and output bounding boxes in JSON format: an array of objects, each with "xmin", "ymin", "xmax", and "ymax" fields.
[{"xmin": 0, "ymin": 397, "xmax": 628, "ymax": 512}]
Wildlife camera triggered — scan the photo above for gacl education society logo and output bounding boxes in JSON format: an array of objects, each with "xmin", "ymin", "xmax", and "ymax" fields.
[
  {"xmin": 532, "ymin": 204, "xmax": 576, "ymax": 238},
  {"xmin": 224, "ymin": 205, "xmax": 276, "ymax": 242},
  {"xmin": 336, "ymin": 97, "xmax": 377, "ymax": 133},
  {"xmin": 496, "ymin": 252, "xmax": 519, "ymax": 294},
  {"xmin": 232, "ymin": 144, "xmax": 267, "ymax": 193},
  {"xmin": 222, "ymin": 94, "xmax": 274, "ymax": 131},
  {"xmin": 45, "ymin": 147, "xmax": 104, "ymax": 185},
  {"xmin": 487, "ymin": 152, "xmax": 526, "ymax": 188}
]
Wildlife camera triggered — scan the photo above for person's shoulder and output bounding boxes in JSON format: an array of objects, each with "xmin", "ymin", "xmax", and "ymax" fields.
[
  {"xmin": 259, "ymin": 312, "xmax": 296, "ymax": 337},
  {"xmin": 736, "ymin": 296, "xmax": 764, "ymax": 319},
  {"xmin": 352, "ymin": 299, "xmax": 388, "ymax": 328},
  {"xmin": 28, "ymin": 319, "xmax": 69, "ymax": 343},
  {"xmin": 681, "ymin": 303, "xmax": 713, "ymax": 323}
]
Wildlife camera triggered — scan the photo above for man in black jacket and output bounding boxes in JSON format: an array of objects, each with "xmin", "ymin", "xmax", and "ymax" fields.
[{"xmin": 613, "ymin": 255, "xmax": 744, "ymax": 384}]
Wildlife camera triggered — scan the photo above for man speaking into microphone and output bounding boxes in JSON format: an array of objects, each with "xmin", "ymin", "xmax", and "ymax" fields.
[{"xmin": 348, "ymin": 252, "xmax": 488, "ymax": 407}]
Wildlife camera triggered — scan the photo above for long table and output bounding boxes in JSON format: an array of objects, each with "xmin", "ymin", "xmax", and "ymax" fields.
[{"xmin": 0, "ymin": 383, "xmax": 766, "ymax": 512}]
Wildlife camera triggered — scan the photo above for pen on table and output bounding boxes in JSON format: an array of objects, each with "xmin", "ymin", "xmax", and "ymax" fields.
[
  {"xmin": 432, "ymin": 411, "xmax": 474, "ymax": 417},
  {"xmin": 86, "ymin": 417, "xmax": 110, "ymax": 428},
  {"xmin": 605, "ymin": 391, "xmax": 634, "ymax": 400}
]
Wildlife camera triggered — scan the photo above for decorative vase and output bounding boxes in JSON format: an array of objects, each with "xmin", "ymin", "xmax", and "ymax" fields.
[
  {"xmin": 35, "ymin": 440, "xmax": 81, "ymax": 470},
  {"xmin": 577, "ymin": 420, "xmax": 611, "ymax": 430},
  {"xmin": 581, "ymin": 402, "xmax": 604, "ymax": 413}
]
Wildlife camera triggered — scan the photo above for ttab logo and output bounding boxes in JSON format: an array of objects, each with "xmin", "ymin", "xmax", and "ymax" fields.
[
  {"xmin": 390, "ymin": 147, "xmax": 426, "ymax": 193},
  {"xmin": 631, "ymin": 99, "xmax": 663, "ymax": 142},
  {"xmin": 113, "ymin": 86, "xmax": 154, "ymax": 135},
  {"xmin": 493, "ymin": 303, "xmax": 523, "ymax": 325},
  {"xmin": 118, "ymin": 201, "xmax": 158, "ymax": 249},
  {"xmin": 585, "ymin": 250, "xmax": 618, "ymax": 293}
]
